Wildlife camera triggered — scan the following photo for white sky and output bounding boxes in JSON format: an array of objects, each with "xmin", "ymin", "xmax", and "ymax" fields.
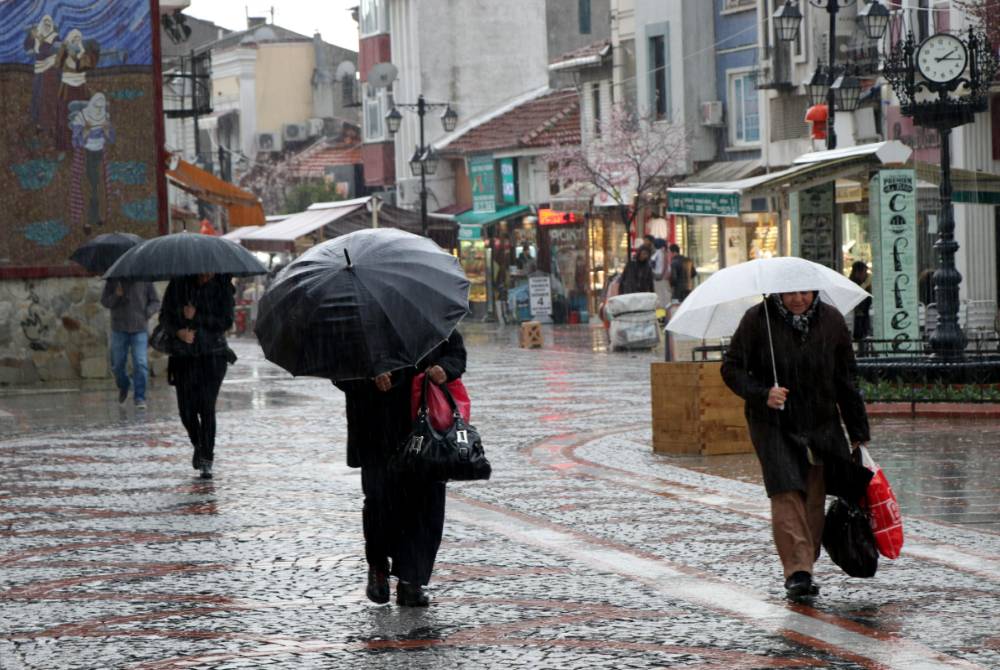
[{"xmin": 185, "ymin": 0, "xmax": 360, "ymax": 51}]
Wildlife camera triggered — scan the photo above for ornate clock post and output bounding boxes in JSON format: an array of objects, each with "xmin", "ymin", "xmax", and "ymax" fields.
[{"xmin": 884, "ymin": 28, "xmax": 998, "ymax": 358}]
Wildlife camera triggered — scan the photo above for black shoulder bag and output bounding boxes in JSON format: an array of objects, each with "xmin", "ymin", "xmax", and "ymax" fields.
[{"xmin": 392, "ymin": 375, "xmax": 491, "ymax": 482}]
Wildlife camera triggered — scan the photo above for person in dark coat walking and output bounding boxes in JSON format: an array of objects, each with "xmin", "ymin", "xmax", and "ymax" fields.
[
  {"xmin": 668, "ymin": 244, "xmax": 696, "ymax": 302},
  {"xmin": 721, "ymin": 291, "xmax": 871, "ymax": 598},
  {"xmin": 619, "ymin": 247, "xmax": 655, "ymax": 295},
  {"xmin": 159, "ymin": 273, "xmax": 235, "ymax": 480},
  {"xmin": 334, "ymin": 330, "xmax": 467, "ymax": 607}
]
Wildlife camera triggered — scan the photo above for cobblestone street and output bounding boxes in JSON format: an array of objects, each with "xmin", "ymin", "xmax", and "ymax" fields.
[{"xmin": 1, "ymin": 324, "xmax": 998, "ymax": 669}]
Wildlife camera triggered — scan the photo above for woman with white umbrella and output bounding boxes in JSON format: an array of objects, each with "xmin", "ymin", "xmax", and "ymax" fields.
[{"xmin": 720, "ymin": 288, "xmax": 871, "ymax": 599}]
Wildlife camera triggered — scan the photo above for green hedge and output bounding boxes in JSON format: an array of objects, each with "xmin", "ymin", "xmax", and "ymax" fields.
[{"xmin": 859, "ymin": 380, "xmax": 1000, "ymax": 403}]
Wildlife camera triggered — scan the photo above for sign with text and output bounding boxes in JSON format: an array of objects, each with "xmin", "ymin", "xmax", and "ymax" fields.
[
  {"xmin": 468, "ymin": 155, "xmax": 496, "ymax": 213},
  {"xmin": 528, "ymin": 275, "xmax": 552, "ymax": 317},
  {"xmin": 667, "ymin": 190, "xmax": 740, "ymax": 217},
  {"xmin": 870, "ymin": 169, "xmax": 919, "ymax": 351},
  {"xmin": 538, "ymin": 208, "xmax": 578, "ymax": 225},
  {"xmin": 795, "ymin": 184, "xmax": 836, "ymax": 269},
  {"xmin": 499, "ymin": 157, "xmax": 516, "ymax": 204}
]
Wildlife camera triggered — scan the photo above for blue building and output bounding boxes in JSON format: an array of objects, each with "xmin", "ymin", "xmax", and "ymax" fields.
[{"xmin": 712, "ymin": 0, "xmax": 760, "ymax": 163}]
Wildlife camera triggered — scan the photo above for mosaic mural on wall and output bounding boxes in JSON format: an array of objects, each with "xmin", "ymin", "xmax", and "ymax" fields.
[{"xmin": 0, "ymin": 0, "xmax": 165, "ymax": 277}]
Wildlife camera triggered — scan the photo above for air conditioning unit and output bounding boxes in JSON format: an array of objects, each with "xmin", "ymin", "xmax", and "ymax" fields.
[
  {"xmin": 700, "ymin": 101, "xmax": 724, "ymax": 127},
  {"xmin": 283, "ymin": 123, "xmax": 308, "ymax": 142},
  {"xmin": 307, "ymin": 118, "xmax": 325, "ymax": 137},
  {"xmin": 256, "ymin": 132, "xmax": 282, "ymax": 152}
]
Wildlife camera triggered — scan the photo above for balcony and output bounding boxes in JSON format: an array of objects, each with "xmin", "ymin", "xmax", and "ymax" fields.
[{"xmin": 750, "ymin": 46, "xmax": 793, "ymax": 92}]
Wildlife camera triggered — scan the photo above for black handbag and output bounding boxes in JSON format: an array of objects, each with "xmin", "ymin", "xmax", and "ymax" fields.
[
  {"xmin": 822, "ymin": 497, "xmax": 879, "ymax": 578},
  {"xmin": 393, "ymin": 375, "xmax": 491, "ymax": 482},
  {"xmin": 150, "ymin": 323, "xmax": 183, "ymax": 355}
]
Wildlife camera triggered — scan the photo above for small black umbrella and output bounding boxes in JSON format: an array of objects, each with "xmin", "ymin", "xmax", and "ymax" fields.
[
  {"xmin": 255, "ymin": 228, "xmax": 469, "ymax": 381},
  {"xmin": 70, "ymin": 232, "xmax": 143, "ymax": 275},
  {"xmin": 103, "ymin": 232, "xmax": 267, "ymax": 281}
]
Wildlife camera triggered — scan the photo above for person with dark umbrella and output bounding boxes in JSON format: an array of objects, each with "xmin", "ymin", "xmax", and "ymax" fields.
[
  {"xmin": 158, "ymin": 273, "xmax": 235, "ymax": 480},
  {"xmin": 335, "ymin": 331, "xmax": 466, "ymax": 607},
  {"xmin": 721, "ymin": 290, "xmax": 871, "ymax": 599}
]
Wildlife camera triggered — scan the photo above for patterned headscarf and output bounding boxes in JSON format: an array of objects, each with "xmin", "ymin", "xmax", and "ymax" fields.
[{"xmin": 770, "ymin": 292, "xmax": 820, "ymax": 341}]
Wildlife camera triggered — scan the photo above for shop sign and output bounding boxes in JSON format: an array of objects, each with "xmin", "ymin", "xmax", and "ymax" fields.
[
  {"xmin": 469, "ymin": 155, "xmax": 496, "ymax": 213},
  {"xmin": 528, "ymin": 276, "xmax": 552, "ymax": 317},
  {"xmin": 538, "ymin": 208, "xmax": 578, "ymax": 225},
  {"xmin": 870, "ymin": 169, "xmax": 919, "ymax": 352},
  {"xmin": 794, "ymin": 184, "xmax": 835, "ymax": 269},
  {"xmin": 458, "ymin": 223, "xmax": 483, "ymax": 241},
  {"xmin": 499, "ymin": 158, "xmax": 517, "ymax": 204},
  {"xmin": 667, "ymin": 191, "xmax": 740, "ymax": 217}
]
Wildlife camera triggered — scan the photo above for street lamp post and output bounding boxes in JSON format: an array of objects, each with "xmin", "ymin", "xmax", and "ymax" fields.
[
  {"xmin": 386, "ymin": 95, "xmax": 458, "ymax": 237},
  {"xmin": 775, "ymin": 0, "xmax": 889, "ymax": 150},
  {"xmin": 884, "ymin": 28, "xmax": 999, "ymax": 357}
]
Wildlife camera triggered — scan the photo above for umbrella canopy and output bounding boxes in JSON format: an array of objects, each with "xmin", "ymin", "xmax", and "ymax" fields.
[
  {"xmin": 103, "ymin": 232, "xmax": 267, "ymax": 281},
  {"xmin": 666, "ymin": 257, "xmax": 870, "ymax": 339},
  {"xmin": 69, "ymin": 232, "xmax": 142, "ymax": 275},
  {"xmin": 255, "ymin": 228, "xmax": 470, "ymax": 381}
]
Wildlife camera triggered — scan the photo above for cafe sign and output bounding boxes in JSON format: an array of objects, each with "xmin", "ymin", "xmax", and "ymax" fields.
[
  {"xmin": 667, "ymin": 190, "xmax": 740, "ymax": 217},
  {"xmin": 870, "ymin": 169, "xmax": 919, "ymax": 351},
  {"xmin": 468, "ymin": 155, "xmax": 496, "ymax": 214}
]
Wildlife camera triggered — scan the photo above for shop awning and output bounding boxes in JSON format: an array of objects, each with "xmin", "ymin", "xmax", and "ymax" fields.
[
  {"xmin": 166, "ymin": 159, "xmax": 265, "ymax": 228},
  {"xmin": 455, "ymin": 205, "xmax": 531, "ymax": 241},
  {"xmin": 915, "ymin": 163, "xmax": 1000, "ymax": 205},
  {"xmin": 668, "ymin": 141, "xmax": 913, "ymax": 216},
  {"xmin": 221, "ymin": 225, "xmax": 261, "ymax": 241},
  {"xmin": 240, "ymin": 198, "xmax": 369, "ymax": 253}
]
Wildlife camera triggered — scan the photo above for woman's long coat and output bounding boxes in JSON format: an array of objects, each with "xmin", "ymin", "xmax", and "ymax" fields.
[
  {"xmin": 335, "ymin": 330, "xmax": 467, "ymax": 469},
  {"xmin": 721, "ymin": 300, "xmax": 871, "ymax": 498}
]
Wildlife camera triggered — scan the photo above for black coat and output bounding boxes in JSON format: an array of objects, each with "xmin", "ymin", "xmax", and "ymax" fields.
[
  {"xmin": 721, "ymin": 301, "xmax": 871, "ymax": 498},
  {"xmin": 159, "ymin": 276, "xmax": 235, "ymax": 358},
  {"xmin": 335, "ymin": 330, "xmax": 467, "ymax": 469},
  {"xmin": 619, "ymin": 259, "xmax": 654, "ymax": 295}
]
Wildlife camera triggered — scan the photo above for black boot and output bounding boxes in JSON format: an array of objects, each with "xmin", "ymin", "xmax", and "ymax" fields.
[
  {"xmin": 784, "ymin": 571, "xmax": 818, "ymax": 598},
  {"xmin": 199, "ymin": 460, "xmax": 213, "ymax": 480},
  {"xmin": 192, "ymin": 448, "xmax": 201, "ymax": 470},
  {"xmin": 396, "ymin": 580, "xmax": 429, "ymax": 607},
  {"xmin": 366, "ymin": 567, "xmax": 390, "ymax": 604}
]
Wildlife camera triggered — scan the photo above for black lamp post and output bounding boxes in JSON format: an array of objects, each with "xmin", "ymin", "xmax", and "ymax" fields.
[
  {"xmin": 386, "ymin": 94, "xmax": 458, "ymax": 237},
  {"xmin": 884, "ymin": 28, "xmax": 999, "ymax": 357},
  {"xmin": 775, "ymin": 0, "xmax": 889, "ymax": 150}
]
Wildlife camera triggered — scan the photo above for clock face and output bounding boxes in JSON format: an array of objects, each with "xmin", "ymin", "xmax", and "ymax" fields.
[{"xmin": 916, "ymin": 34, "xmax": 968, "ymax": 84}]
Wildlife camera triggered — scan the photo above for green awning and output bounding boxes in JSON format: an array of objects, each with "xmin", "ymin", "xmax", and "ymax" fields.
[{"xmin": 455, "ymin": 204, "xmax": 531, "ymax": 227}]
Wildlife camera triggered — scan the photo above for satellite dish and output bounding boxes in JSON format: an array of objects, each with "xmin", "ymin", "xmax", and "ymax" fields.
[{"xmin": 368, "ymin": 62, "xmax": 398, "ymax": 89}]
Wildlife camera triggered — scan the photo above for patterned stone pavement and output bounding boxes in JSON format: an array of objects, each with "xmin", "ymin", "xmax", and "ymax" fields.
[{"xmin": 1, "ymin": 324, "xmax": 998, "ymax": 669}]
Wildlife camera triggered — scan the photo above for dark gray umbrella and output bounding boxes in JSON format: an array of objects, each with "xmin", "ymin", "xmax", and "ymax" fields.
[
  {"xmin": 255, "ymin": 228, "xmax": 469, "ymax": 381},
  {"xmin": 70, "ymin": 232, "xmax": 143, "ymax": 275},
  {"xmin": 103, "ymin": 232, "xmax": 267, "ymax": 281}
]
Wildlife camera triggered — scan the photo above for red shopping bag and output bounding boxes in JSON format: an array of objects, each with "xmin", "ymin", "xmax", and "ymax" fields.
[
  {"xmin": 410, "ymin": 372, "xmax": 471, "ymax": 433},
  {"xmin": 859, "ymin": 447, "xmax": 904, "ymax": 559}
]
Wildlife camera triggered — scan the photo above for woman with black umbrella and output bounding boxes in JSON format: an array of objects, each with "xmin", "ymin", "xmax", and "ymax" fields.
[
  {"xmin": 335, "ymin": 331, "xmax": 466, "ymax": 607},
  {"xmin": 159, "ymin": 273, "xmax": 235, "ymax": 479}
]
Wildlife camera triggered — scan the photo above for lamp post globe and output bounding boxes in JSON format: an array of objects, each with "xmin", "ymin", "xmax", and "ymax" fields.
[
  {"xmin": 774, "ymin": 0, "xmax": 803, "ymax": 43},
  {"xmin": 409, "ymin": 147, "xmax": 424, "ymax": 178},
  {"xmin": 805, "ymin": 64, "xmax": 829, "ymax": 106},
  {"xmin": 831, "ymin": 70, "xmax": 862, "ymax": 112},
  {"xmin": 422, "ymin": 148, "xmax": 440, "ymax": 176},
  {"xmin": 385, "ymin": 107, "xmax": 402, "ymax": 135},
  {"xmin": 440, "ymin": 105, "xmax": 458, "ymax": 132},
  {"xmin": 858, "ymin": 0, "xmax": 890, "ymax": 41}
]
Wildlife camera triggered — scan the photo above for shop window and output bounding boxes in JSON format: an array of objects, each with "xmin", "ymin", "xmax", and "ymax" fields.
[
  {"xmin": 729, "ymin": 71, "xmax": 760, "ymax": 145},
  {"xmin": 579, "ymin": 0, "xmax": 591, "ymax": 34},
  {"xmin": 724, "ymin": 0, "xmax": 755, "ymax": 10},
  {"xmin": 592, "ymin": 82, "xmax": 602, "ymax": 138}
]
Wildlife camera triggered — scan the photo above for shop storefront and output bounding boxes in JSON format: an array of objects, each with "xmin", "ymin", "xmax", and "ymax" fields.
[{"xmin": 455, "ymin": 204, "xmax": 532, "ymax": 320}]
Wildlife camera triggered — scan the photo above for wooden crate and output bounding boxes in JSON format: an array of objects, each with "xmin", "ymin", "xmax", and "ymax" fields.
[
  {"xmin": 650, "ymin": 362, "xmax": 754, "ymax": 455},
  {"xmin": 519, "ymin": 321, "xmax": 544, "ymax": 348}
]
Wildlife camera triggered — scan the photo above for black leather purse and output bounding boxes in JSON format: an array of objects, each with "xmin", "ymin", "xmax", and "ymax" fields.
[
  {"xmin": 393, "ymin": 375, "xmax": 491, "ymax": 482},
  {"xmin": 150, "ymin": 323, "xmax": 184, "ymax": 355}
]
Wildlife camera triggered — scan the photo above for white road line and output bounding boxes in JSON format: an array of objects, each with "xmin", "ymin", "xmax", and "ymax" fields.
[{"xmin": 449, "ymin": 496, "xmax": 984, "ymax": 670}]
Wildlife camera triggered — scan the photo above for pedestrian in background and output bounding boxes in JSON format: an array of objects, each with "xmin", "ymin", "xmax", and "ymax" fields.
[
  {"xmin": 721, "ymin": 290, "xmax": 870, "ymax": 598},
  {"xmin": 335, "ymin": 330, "xmax": 467, "ymax": 608},
  {"xmin": 159, "ymin": 273, "xmax": 235, "ymax": 480},
  {"xmin": 849, "ymin": 261, "xmax": 873, "ymax": 344},
  {"xmin": 619, "ymin": 246, "xmax": 655, "ymax": 295},
  {"xmin": 650, "ymin": 238, "xmax": 671, "ymax": 309},
  {"xmin": 101, "ymin": 279, "xmax": 159, "ymax": 410},
  {"xmin": 668, "ymin": 244, "xmax": 696, "ymax": 302}
]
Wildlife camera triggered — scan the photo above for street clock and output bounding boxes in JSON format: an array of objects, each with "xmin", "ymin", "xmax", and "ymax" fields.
[{"xmin": 916, "ymin": 33, "xmax": 968, "ymax": 84}]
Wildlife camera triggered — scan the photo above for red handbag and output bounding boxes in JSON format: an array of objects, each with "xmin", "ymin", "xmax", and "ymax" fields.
[
  {"xmin": 410, "ymin": 372, "xmax": 471, "ymax": 432},
  {"xmin": 859, "ymin": 447, "xmax": 904, "ymax": 559}
]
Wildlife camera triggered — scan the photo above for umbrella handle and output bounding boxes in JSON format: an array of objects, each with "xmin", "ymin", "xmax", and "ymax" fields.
[{"xmin": 762, "ymin": 295, "xmax": 783, "ymax": 411}]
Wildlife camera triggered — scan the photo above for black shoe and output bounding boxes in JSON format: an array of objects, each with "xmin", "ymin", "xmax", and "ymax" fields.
[
  {"xmin": 396, "ymin": 580, "xmax": 430, "ymax": 607},
  {"xmin": 784, "ymin": 571, "xmax": 816, "ymax": 598},
  {"xmin": 366, "ymin": 568, "xmax": 390, "ymax": 604},
  {"xmin": 199, "ymin": 461, "xmax": 213, "ymax": 479},
  {"xmin": 118, "ymin": 388, "xmax": 128, "ymax": 404}
]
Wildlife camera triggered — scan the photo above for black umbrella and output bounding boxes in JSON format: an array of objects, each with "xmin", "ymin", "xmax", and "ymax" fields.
[
  {"xmin": 70, "ymin": 232, "xmax": 143, "ymax": 275},
  {"xmin": 255, "ymin": 228, "xmax": 469, "ymax": 381},
  {"xmin": 103, "ymin": 232, "xmax": 267, "ymax": 281}
]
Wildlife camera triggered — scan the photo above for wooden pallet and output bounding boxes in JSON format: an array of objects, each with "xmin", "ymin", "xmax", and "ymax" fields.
[{"xmin": 650, "ymin": 362, "xmax": 754, "ymax": 455}]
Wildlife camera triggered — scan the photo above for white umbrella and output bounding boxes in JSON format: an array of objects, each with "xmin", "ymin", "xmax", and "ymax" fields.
[
  {"xmin": 665, "ymin": 257, "xmax": 870, "ymax": 404},
  {"xmin": 666, "ymin": 257, "xmax": 870, "ymax": 339}
]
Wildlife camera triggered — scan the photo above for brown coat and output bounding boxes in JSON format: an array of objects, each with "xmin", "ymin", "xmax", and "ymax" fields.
[{"xmin": 721, "ymin": 300, "xmax": 871, "ymax": 498}]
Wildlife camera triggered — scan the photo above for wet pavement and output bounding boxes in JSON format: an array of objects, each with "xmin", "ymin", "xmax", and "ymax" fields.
[{"xmin": 1, "ymin": 324, "xmax": 998, "ymax": 669}]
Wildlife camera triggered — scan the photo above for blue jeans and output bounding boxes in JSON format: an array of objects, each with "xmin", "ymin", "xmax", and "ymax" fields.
[{"xmin": 110, "ymin": 330, "xmax": 149, "ymax": 403}]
